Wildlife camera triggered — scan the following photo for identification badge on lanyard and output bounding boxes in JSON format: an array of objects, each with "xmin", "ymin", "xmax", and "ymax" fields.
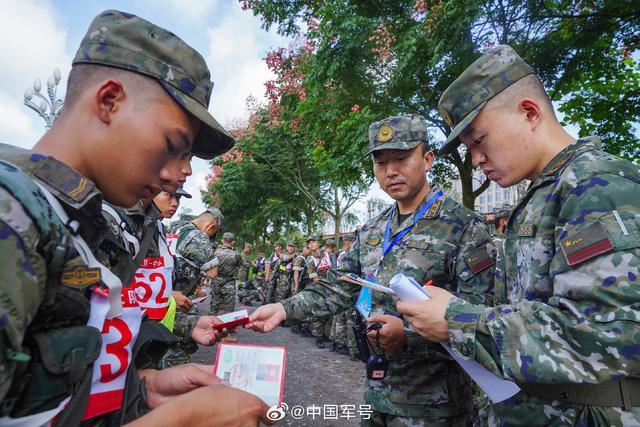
[{"xmin": 355, "ymin": 190, "xmax": 444, "ymax": 316}]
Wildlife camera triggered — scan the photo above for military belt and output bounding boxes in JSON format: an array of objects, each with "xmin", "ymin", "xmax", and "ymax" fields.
[{"xmin": 518, "ymin": 378, "xmax": 640, "ymax": 410}]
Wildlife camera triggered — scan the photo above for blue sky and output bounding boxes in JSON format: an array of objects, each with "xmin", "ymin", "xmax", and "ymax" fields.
[{"xmin": 0, "ymin": 0, "xmax": 290, "ymax": 214}]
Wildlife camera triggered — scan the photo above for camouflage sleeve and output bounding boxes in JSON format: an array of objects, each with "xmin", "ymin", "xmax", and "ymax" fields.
[
  {"xmin": 292, "ymin": 255, "xmax": 304, "ymax": 271},
  {"xmin": 281, "ymin": 238, "xmax": 362, "ymax": 321},
  {"xmin": 179, "ymin": 231, "xmax": 217, "ymax": 271},
  {"xmin": 0, "ymin": 189, "xmax": 47, "ymax": 402},
  {"xmin": 306, "ymin": 257, "xmax": 318, "ymax": 280},
  {"xmin": 405, "ymin": 217, "xmax": 496, "ymax": 357},
  {"xmin": 173, "ymin": 311, "xmax": 199, "ymax": 339},
  {"xmin": 446, "ymin": 174, "xmax": 640, "ymax": 383}
]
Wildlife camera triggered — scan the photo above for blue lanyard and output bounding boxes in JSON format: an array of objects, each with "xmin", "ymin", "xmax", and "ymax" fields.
[{"xmin": 382, "ymin": 189, "xmax": 443, "ymax": 258}]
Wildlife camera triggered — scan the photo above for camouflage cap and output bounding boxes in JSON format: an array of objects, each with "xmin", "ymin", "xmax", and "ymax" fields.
[
  {"xmin": 287, "ymin": 241, "xmax": 296, "ymax": 247},
  {"xmin": 244, "ymin": 242, "xmax": 252, "ymax": 248},
  {"xmin": 438, "ymin": 45, "xmax": 534, "ymax": 156},
  {"xmin": 172, "ymin": 185, "xmax": 192, "ymax": 199},
  {"xmin": 72, "ymin": 10, "xmax": 234, "ymax": 159},
  {"xmin": 325, "ymin": 239, "xmax": 336, "ymax": 247},
  {"xmin": 222, "ymin": 232, "xmax": 235, "ymax": 241},
  {"xmin": 306, "ymin": 235, "xmax": 318, "ymax": 242},
  {"xmin": 343, "ymin": 235, "xmax": 355, "ymax": 242},
  {"xmin": 206, "ymin": 206, "xmax": 224, "ymax": 229},
  {"xmin": 366, "ymin": 114, "xmax": 429, "ymax": 156},
  {"xmin": 493, "ymin": 205, "xmax": 513, "ymax": 219}
]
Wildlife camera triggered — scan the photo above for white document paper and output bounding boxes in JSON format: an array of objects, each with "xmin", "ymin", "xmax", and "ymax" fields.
[
  {"xmin": 214, "ymin": 343, "xmax": 286, "ymax": 407},
  {"xmin": 217, "ymin": 309, "xmax": 249, "ymax": 323},
  {"xmin": 390, "ymin": 273, "xmax": 520, "ymax": 403}
]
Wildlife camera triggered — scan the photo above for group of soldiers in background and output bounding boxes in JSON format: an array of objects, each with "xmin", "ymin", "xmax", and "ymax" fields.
[{"xmin": 234, "ymin": 235, "xmax": 361, "ymax": 360}]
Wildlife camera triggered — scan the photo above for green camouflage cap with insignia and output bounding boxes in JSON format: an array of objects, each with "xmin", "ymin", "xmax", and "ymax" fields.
[
  {"xmin": 438, "ymin": 45, "xmax": 534, "ymax": 156},
  {"xmin": 72, "ymin": 10, "xmax": 234, "ymax": 159},
  {"xmin": 366, "ymin": 114, "xmax": 429, "ymax": 156},
  {"xmin": 172, "ymin": 185, "xmax": 192, "ymax": 199}
]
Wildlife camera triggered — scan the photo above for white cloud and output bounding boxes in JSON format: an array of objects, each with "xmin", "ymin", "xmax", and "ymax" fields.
[
  {"xmin": 0, "ymin": 93, "xmax": 42, "ymax": 148},
  {"xmin": 0, "ymin": 0, "xmax": 70, "ymax": 94},
  {"xmin": 0, "ymin": 0, "xmax": 70, "ymax": 147},
  {"xmin": 205, "ymin": 2, "xmax": 288, "ymax": 127},
  {"xmin": 177, "ymin": 163, "xmax": 210, "ymax": 215}
]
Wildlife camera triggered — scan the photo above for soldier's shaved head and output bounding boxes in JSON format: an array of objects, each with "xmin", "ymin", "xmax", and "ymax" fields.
[
  {"xmin": 484, "ymin": 74, "xmax": 555, "ymax": 119},
  {"xmin": 64, "ymin": 64, "xmax": 167, "ymax": 110}
]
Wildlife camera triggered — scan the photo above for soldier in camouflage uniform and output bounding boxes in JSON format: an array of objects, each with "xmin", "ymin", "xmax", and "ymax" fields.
[
  {"xmin": 237, "ymin": 243, "xmax": 261, "ymax": 305},
  {"xmin": 274, "ymin": 242, "xmax": 296, "ymax": 302},
  {"xmin": 397, "ymin": 45, "xmax": 640, "ymax": 426},
  {"xmin": 163, "ymin": 208, "xmax": 222, "ymax": 368},
  {"xmin": 305, "ymin": 235, "xmax": 333, "ymax": 347},
  {"xmin": 290, "ymin": 244, "xmax": 312, "ymax": 334},
  {"xmin": 264, "ymin": 242, "xmax": 283, "ymax": 303},
  {"xmin": 249, "ymin": 114, "xmax": 496, "ymax": 426},
  {"xmin": 0, "ymin": 9, "xmax": 269, "ymax": 426},
  {"xmin": 210, "ymin": 232, "xmax": 242, "ymax": 316},
  {"xmin": 330, "ymin": 236, "xmax": 355, "ymax": 356}
]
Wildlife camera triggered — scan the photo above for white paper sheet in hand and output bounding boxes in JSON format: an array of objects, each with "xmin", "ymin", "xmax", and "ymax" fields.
[{"xmin": 389, "ymin": 273, "xmax": 520, "ymax": 403}]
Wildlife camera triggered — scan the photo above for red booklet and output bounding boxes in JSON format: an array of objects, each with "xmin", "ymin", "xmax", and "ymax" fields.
[
  {"xmin": 213, "ymin": 309, "xmax": 250, "ymax": 331},
  {"xmin": 214, "ymin": 343, "xmax": 287, "ymax": 407}
]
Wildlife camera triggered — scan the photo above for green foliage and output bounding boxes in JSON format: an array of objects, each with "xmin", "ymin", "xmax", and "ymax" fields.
[{"xmin": 244, "ymin": 0, "xmax": 640, "ymax": 208}]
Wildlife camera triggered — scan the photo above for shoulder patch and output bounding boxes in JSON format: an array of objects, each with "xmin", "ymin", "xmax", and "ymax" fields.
[
  {"xmin": 465, "ymin": 246, "xmax": 494, "ymax": 274},
  {"xmin": 61, "ymin": 265, "xmax": 101, "ymax": 287},
  {"xmin": 517, "ymin": 224, "xmax": 536, "ymax": 237},
  {"xmin": 560, "ymin": 222, "xmax": 614, "ymax": 266},
  {"xmin": 32, "ymin": 158, "xmax": 95, "ymax": 203}
]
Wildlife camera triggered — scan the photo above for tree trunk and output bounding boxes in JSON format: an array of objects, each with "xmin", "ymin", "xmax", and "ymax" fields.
[{"xmin": 333, "ymin": 186, "xmax": 341, "ymax": 248}]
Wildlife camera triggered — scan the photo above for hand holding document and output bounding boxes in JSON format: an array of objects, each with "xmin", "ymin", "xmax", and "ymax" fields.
[
  {"xmin": 214, "ymin": 309, "xmax": 250, "ymax": 331},
  {"xmin": 214, "ymin": 343, "xmax": 287, "ymax": 408},
  {"xmin": 343, "ymin": 272, "xmax": 520, "ymax": 403}
]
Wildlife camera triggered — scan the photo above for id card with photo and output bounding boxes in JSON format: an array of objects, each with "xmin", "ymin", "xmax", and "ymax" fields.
[{"xmin": 214, "ymin": 343, "xmax": 287, "ymax": 407}]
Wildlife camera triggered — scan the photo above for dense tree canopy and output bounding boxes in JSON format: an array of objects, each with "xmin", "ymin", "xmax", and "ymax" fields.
[{"xmin": 206, "ymin": 0, "xmax": 639, "ymax": 245}]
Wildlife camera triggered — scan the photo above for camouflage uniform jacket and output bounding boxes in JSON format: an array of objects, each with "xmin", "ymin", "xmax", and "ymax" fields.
[
  {"xmin": 0, "ymin": 145, "xmax": 141, "ymax": 422},
  {"xmin": 292, "ymin": 254, "xmax": 310, "ymax": 291},
  {"xmin": 306, "ymin": 253, "xmax": 320, "ymax": 281},
  {"xmin": 238, "ymin": 251, "xmax": 250, "ymax": 283},
  {"xmin": 212, "ymin": 245, "xmax": 241, "ymax": 283},
  {"xmin": 171, "ymin": 223, "xmax": 217, "ymax": 338},
  {"xmin": 446, "ymin": 137, "xmax": 640, "ymax": 424},
  {"xmin": 281, "ymin": 187, "xmax": 496, "ymax": 417}
]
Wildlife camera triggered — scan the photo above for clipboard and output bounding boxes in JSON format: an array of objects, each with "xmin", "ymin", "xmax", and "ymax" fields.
[{"xmin": 339, "ymin": 273, "xmax": 396, "ymax": 295}]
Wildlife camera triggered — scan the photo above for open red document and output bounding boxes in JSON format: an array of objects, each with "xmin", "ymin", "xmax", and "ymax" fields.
[{"xmin": 214, "ymin": 343, "xmax": 287, "ymax": 407}]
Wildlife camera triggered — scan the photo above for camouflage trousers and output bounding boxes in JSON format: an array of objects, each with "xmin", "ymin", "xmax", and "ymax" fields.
[
  {"xmin": 330, "ymin": 310, "xmax": 348, "ymax": 346},
  {"xmin": 309, "ymin": 317, "xmax": 331, "ymax": 339},
  {"xmin": 210, "ymin": 279, "xmax": 236, "ymax": 315},
  {"xmin": 274, "ymin": 274, "xmax": 291, "ymax": 302},
  {"xmin": 363, "ymin": 409, "xmax": 470, "ymax": 427},
  {"xmin": 471, "ymin": 386, "xmax": 490, "ymax": 427},
  {"xmin": 237, "ymin": 282, "xmax": 261, "ymax": 305}
]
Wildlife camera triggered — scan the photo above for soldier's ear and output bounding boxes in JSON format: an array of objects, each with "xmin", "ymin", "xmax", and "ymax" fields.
[{"xmin": 95, "ymin": 79, "xmax": 127, "ymax": 124}]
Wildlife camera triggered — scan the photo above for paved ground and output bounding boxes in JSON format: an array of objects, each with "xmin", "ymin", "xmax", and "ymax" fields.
[{"xmin": 191, "ymin": 301, "xmax": 366, "ymax": 426}]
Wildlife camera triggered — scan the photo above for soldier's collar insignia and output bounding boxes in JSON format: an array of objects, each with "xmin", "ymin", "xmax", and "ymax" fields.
[
  {"xmin": 424, "ymin": 199, "xmax": 443, "ymax": 218},
  {"xmin": 61, "ymin": 265, "xmax": 101, "ymax": 287},
  {"xmin": 439, "ymin": 107, "xmax": 453, "ymax": 127},
  {"xmin": 377, "ymin": 125, "xmax": 394, "ymax": 143}
]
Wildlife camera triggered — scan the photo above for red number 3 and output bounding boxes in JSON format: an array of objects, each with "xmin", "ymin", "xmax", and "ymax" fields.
[{"xmin": 100, "ymin": 318, "xmax": 132, "ymax": 383}]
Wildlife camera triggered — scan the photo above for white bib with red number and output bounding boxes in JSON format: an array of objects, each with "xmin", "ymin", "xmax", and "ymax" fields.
[
  {"xmin": 81, "ymin": 284, "xmax": 142, "ymax": 421},
  {"xmin": 166, "ymin": 232, "xmax": 178, "ymax": 256},
  {"xmin": 135, "ymin": 221, "xmax": 174, "ymax": 320}
]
